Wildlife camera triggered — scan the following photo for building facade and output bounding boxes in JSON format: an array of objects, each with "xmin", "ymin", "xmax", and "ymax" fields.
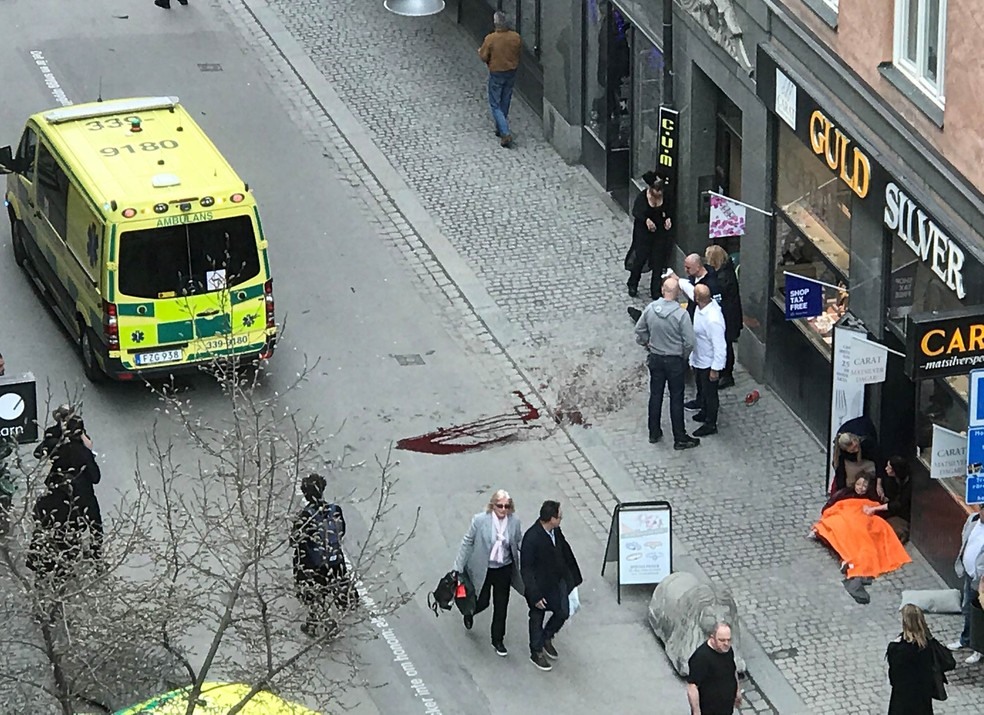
[{"xmin": 451, "ymin": 0, "xmax": 984, "ymax": 582}]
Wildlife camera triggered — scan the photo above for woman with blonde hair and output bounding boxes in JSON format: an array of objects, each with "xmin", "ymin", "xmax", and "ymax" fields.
[
  {"xmin": 452, "ymin": 489, "xmax": 524, "ymax": 656},
  {"xmin": 886, "ymin": 604, "xmax": 953, "ymax": 713},
  {"xmin": 703, "ymin": 245, "xmax": 742, "ymax": 388}
]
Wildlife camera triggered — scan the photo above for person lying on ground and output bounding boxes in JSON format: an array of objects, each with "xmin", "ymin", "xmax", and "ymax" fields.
[{"xmin": 809, "ymin": 473, "xmax": 912, "ymax": 579}]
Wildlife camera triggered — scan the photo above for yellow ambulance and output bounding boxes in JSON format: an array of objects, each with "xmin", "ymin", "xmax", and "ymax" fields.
[{"xmin": 1, "ymin": 96, "xmax": 276, "ymax": 381}]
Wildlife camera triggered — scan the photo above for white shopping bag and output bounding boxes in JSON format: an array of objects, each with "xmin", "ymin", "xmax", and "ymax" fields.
[{"xmin": 568, "ymin": 587, "xmax": 581, "ymax": 617}]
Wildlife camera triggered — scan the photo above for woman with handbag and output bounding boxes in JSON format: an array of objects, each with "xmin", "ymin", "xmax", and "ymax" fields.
[
  {"xmin": 452, "ymin": 489, "xmax": 523, "ymax": 656},
  {"xmin": 886, "ymin": 604, "xmax": 955, "ymax": 714}
]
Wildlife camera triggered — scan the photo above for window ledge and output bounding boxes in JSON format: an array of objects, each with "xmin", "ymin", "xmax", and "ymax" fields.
[
  {"xmin": 878, "ymin": 63, "xmax": 945, "ymax": 128},
  {"xmin": 801, "ymin": 0, "xmax": 838, "ymax": 29}
]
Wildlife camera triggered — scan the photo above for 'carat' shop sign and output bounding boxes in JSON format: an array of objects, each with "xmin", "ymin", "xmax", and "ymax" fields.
[{"xmin": 931, "ymin": 424, "xmax": 967, "ymax": 480}]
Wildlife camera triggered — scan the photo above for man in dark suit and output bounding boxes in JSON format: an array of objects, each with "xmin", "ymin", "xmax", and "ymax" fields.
[{"xmin": 520, "ymin": 500, "xmax": 582, "ymax": 672}]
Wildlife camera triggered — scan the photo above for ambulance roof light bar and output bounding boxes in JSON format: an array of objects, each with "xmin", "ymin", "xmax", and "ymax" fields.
[{"xmin": 43, "ymin": 97, "xmax": 180, "ymax": 125}]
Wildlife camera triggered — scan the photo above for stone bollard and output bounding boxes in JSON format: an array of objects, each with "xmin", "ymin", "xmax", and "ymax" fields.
[{"xmin": 647, "ymin": 571, "xmax": 746, "ymax": 676}]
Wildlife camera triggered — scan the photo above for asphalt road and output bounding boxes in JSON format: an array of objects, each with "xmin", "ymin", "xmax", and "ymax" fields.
[{"xmin": 0, "ymin": 2, "xmax": 680, "ymax": 713}]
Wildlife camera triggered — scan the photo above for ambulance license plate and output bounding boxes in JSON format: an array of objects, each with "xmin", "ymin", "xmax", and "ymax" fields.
[{"xmin": 135, "ymin": 349, "xmax": 183, "ymax": 366}]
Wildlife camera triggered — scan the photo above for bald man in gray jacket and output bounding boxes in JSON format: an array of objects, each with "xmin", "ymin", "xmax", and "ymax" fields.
[{"xmin": 634, "ymin": 277, "xmax": 699, "ymax": 450}]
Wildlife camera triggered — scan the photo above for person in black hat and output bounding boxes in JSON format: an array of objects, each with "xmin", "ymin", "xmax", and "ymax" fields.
[
  {"xmin": 48, "ymin": 416, "xmax": 102, "ymax": 560},
  {"xmin": 626, "ymin": 172, "xmax": 673, "ymax": 300}
]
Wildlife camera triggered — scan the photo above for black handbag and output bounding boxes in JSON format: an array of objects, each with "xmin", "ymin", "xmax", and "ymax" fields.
[
  {"xmin": 623, "ymin": 245, "xmax": 651, "ymax": 273},
  {"xmin": 929, "ymin": 638, "xmax": 956, "ymax": 701}
]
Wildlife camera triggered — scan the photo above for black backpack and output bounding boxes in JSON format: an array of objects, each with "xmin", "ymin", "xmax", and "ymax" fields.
[
  {"xmin": 296, "ymin": 502, "xmax": 344, "ymax": 570},
  {"xmin": 427, "ymin": 570, "xmax": 459, "ymax": 617}
]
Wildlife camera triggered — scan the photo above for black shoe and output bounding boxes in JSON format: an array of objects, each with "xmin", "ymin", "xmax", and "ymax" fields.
[
  {"xmin": 530, "ymin": 651, "xmax": 552, "ymax": 671},
  {"xmin": 627, "ymin": 286, "xmax": 639, "ymax": 298},
  {"xmin": 693, "ymin": 424, "xmax": 717, "ymax": 437},
  {"xmin": 692, "ymin": 412, "xmax": 706, "ymax": 422},
  {"xmin": 673, "ymin": 436, "xmax": 700, "ymax": 450},
  {"xmin": 717, "ymin": 375, "xmax": 735, "ymax": 389},
  {"xmin": 463, "ymin": 615, "xmax": 473, "ymax": 630},
  {"xmin": 627, "ymin": 306, "xmax": 642, "ymax": 322},
  {"xmin": 684, "ymin": 399, "xmax": 700, "ymax": 410},
  {"xmin": 543, "ymin": 639, "xmax": 559, "ymax": 659},
  {"xmin": 177, "ymin": 0, "xmax": 188, "ymax": 4},
  {"xmin": 648, "ymin": 430, "xmax": 663, "ymax": 444},
  {"xmin": 493, "ymin": 641, "xmax": 508, "ymax": 656},
  {"xmin": 155, "ymin": 0, "xmax": 171, "ymax": 7}
]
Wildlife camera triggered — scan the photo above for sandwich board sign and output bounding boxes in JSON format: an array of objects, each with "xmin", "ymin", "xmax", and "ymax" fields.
[{"xmin": 602, "ymin": 500, "xmax": 673, "ymax": 604}]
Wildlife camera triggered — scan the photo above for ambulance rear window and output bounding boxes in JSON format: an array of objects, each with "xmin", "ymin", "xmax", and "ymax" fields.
[{"xmin": 118, "ymin": 216, "xmax": 261, "ymax": 299}]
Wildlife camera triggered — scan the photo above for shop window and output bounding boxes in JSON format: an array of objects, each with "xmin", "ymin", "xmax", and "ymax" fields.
[
  {"xmin": 886, "ymin": 233, "xmax": 964, "ymax": 335},
  {"xmin": 584, "ymin": 1, "xmax": 631, "ymax": 149},
  {"xmin": 773, "ymin": 122, "xmax": 853, "ymax": 353},
  {"xmin": 631, "ymin": 34, "xmax": 663, "ymax": 179},
  {"xmin": 584, "ymin": 0, "xmax": 609, "ymax": 146},
  {"xmin": 893, "ymin": 0, "xmax": 946, "ymax": 104},
  {"xmin": 915, "ymin": 375, "xmax": 967, "ymax": 498}
]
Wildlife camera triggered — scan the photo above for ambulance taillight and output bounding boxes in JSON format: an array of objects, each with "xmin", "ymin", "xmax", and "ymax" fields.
[
  {"xmin": 103, "ymin": 300, "xmax": 120, "ymax": 349},
  {"xmin": 264, "ymin": 280, "xmax": 275, "ymax": 329}
]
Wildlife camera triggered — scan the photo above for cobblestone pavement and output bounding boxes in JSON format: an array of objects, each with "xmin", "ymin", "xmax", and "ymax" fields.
[{"xmin": 225, "ymin": 0, "xmax": 982, "ymax": 711}]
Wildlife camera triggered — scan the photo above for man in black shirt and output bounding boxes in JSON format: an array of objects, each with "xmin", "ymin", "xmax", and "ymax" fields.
[{"xmin": 687, "ymin": 622, "xmax": 741, "ymax": 715}]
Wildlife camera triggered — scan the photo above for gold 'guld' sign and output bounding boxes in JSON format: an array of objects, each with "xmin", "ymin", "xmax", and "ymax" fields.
[{"xmin": 809, "ymin": 110, "xmax": 871, "ymax": 199}]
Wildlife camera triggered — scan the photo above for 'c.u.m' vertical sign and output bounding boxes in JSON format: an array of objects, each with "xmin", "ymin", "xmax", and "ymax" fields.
[{"xmin": 657, "ymin": 106, "xmax": 680, "ymax": 188}]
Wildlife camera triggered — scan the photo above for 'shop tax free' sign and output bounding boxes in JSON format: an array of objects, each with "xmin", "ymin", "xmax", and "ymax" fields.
[{"xmin": 784, "ymin": 273, "xmax": 823, "ymax": 320}]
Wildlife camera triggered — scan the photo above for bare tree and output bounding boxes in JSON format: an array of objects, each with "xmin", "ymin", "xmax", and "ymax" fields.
[{"xmin": 0, "ymin": 362, "xmax": 418, "ymax": 714}]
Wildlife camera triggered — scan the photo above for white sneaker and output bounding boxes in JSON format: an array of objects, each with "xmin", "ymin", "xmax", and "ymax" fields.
[
  {"xmin": 946, "ymin": 640, "xmax": 964, "ymax": 651},
  {"xmin": 965, "ymin": 651, "xmax": 982, "ymax": 665}
]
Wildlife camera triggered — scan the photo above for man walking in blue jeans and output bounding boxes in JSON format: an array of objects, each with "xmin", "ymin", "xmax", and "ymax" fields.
[{"xmin": 478, "ymin": 12, "xmax": 522, "ymax": 148}]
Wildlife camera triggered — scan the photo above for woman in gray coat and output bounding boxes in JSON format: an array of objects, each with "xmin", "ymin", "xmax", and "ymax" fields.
[{"xmin": 453, "ymin": 489, "xmax": 524, "ymax": 656}]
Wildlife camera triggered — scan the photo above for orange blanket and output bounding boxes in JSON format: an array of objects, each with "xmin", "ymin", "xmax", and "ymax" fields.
[{"xmin": 812, "ymin": 498, "xmax": 912, "ymax": 579}]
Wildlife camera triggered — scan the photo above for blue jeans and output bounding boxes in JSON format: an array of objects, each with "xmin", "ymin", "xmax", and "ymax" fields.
[
  {"xmin": 487, "ymin": 70, "xmax": 516, "ymax": 138},
  {"xmin": 528, "ymin": 580, "xmax": 569, "ymax": 655},
  {"xmin": 647, "ymin": 353, "xmax": 686, "ymax": 441}
]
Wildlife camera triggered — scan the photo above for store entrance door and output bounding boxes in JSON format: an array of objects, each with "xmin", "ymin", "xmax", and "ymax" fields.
[{"xmin": 582, "ymin": 0, "xmax": 632, "ymax": 206}]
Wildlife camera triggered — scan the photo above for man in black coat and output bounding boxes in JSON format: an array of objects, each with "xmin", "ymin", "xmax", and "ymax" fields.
[
  {"xmin": 49, "ymin": 416, "xmax": 102, "ymax": 559},
  {"xmin": 520, "ymin": 500, "xmax": 582, "ymax": 672}
]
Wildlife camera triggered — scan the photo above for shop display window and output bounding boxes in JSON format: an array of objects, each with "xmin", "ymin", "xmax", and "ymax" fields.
[
  {"xmin": 584, "ymin": 0, "xmax": 609, "ymax": 146},
  {"xmin": 886, "ymin": 233, "xmax": 964, "ymax": 336},
  {"xmin": 773, "ymin": 122, "xmax": 855, "ymax": 355},
  {"xmin": 915, "ymin": 375, "xmax": 969, "ymax": 500},
  {"xmin": 631, "ymin": 34, "xmax": 663, "ymax": 178}
]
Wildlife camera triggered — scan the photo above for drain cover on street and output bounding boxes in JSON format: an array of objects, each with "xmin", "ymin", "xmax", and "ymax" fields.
[
  {"xmin": 197, "ymin": 63, "xmax": 223, "ymax": 72},
  {"xmin": 767, "ymin": 647, "xmax": 798, "ymax": 660},
  {"xmin": 393, "ymin": 354, "xmax": 425, "ymax": 366}
]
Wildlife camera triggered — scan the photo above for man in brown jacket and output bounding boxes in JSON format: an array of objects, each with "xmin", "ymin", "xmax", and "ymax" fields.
[{"xmin": 478, "ymin": 12, "xmax": 522, "ymax": 147}]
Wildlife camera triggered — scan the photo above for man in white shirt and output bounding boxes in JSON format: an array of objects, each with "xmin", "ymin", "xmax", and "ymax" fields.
[
  {"xmin": 949, "ymin": 503, "xmax": 984, "ymax": 663},
  {"xmin": 687, "ymin": 284, "xmax": 727, "ymax": 437}
]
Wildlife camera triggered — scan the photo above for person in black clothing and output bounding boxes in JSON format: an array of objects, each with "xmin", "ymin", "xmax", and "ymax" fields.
[
  {"xmin": 886, "ymin": 604, "xmax": 953, "ymax": 714},
  {"xmin": 626, "ymin": 172, "xmax": 673, "ymax": 299},
  {"xmin": 704, "ymin": 246, "xmax": 742, "ymax": 389},
  {"xmin": 687, "ymin": 622, "xmax": 741, "ymax": 715},
  {"xmin": 864, "ymin": 456, "xmax": 913, "ymax": 543},
  {"xmin": 48, "ymin": 416, "xmax": 102, "ymax": 560},
  {"xmin": 291, "ymin": 473, "xmax": 351, "ymax": 637},
  {"xmin": 34, "ymin": 404, "xmax": 75, "ymax": 460},
  {"xmin": 831, "ymin": 415, "xmax": 881, "ymax": 494},
  {"xmin": 27, "ymin": 472, "xmax": 83, "ymax": 590},
  {"xmin": 520, "ymin": 500, "xmax": 582, "ymax": 672}
]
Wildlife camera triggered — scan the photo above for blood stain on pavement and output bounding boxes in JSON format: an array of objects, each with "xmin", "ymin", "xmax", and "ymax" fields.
[{"xmin": 396, "ymin": 391, "xmax": 540, "ymax": 454}]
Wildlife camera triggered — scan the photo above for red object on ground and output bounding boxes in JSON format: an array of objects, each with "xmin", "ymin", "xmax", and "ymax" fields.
[
  {"xmin": 744, "ymin": 389, "xmax": 760, "ymax": 406},
  {"xmin": 812, "ymin": 498, "xmax": 912, "ymax": 579}
]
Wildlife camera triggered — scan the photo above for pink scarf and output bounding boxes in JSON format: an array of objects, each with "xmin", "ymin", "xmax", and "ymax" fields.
[{"xmin": 490, "ymin": 514, "xmax": 509, "ymax": 564}]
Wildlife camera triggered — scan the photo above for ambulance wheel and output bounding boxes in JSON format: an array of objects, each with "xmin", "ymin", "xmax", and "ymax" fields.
[
  {"xmin": 11, "ymin": 219, "xmax": 28, "ymax": 267},
  {"xmin": 80, "ymin": 326, "xmax": 106, "ymax": 383}
]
